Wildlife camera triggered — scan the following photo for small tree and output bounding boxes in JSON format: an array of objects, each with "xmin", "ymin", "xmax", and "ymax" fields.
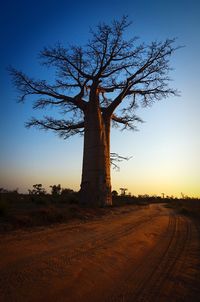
[
  {"xmin": 50, "ymin": 184, "xmax": 62, "ymax": 196},
  {"xmin": 112, "ymin": 190, "xmax": 118, "ymax": 197},
  {"xmin": 10, "ymin": 17, "xmax": 179, "ymax": 206},
  {"xmin": 28, "ymin": 184, "xmax": 46, "ymax": 195}
]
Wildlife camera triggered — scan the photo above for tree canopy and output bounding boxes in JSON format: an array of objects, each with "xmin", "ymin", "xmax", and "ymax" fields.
[{"xmin": 10, "ymin": 16, "xmax": 178, "ymax": 138}]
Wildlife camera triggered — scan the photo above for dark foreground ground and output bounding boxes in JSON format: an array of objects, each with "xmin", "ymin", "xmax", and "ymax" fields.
[{"xmin": 0, "ymin": 203, "xmax": 200, "ymax": 302}]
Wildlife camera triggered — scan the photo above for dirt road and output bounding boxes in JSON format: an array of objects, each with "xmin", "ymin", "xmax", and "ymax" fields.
[{"xmin": 0, "ymin": 204, "xmax": 200, "ymax": 302}]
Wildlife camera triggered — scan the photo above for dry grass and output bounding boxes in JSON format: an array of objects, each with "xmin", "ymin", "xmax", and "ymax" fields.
[
  {"xmin": 167, "ymin": 199, "xmax": 200, "ymax": 221},
  {"xmin": 1, "ymin": 192, "xmax": 199, "ymax": 232},
  {"xmin": 0, "ymin": 193, "xmax": 116, "ymax": 231}
]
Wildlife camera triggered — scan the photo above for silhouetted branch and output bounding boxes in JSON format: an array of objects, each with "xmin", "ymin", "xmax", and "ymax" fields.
[
  {"xmin": 9, "ymin": 67, "xmax": 87, "ymax": 111},
  {"xmin": 105, "ymin": 38, "xmax": 179, "ymax": 115},
  {"xmin": 40, "ymin": 45, "xmax": 93, "ymax": 80},
  {"xmin": 26, "ymin": 117, "xmax": 84, "ymax": 139},
  {"xmin": 110, "ymin": 152, "xmax": 132, "ymax": 171},
  {"xmin": 111, "ymin": 113, "xmax": 143, "ymax": 130}
]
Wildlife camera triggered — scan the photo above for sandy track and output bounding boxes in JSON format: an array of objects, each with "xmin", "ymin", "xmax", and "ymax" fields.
[{"xmin": 0, "ymin": 204, "xmax": 199, "ymax": 302}]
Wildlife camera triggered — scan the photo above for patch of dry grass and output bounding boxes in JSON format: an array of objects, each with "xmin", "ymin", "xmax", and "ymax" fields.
[{"xmin": 168, "ymin": 199, "xmax": 200, "ymax": 221}]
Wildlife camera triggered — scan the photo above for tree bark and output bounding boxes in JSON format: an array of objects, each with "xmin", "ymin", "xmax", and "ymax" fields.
[{"xmin": 80, "ymin": 102, "xmax": 112, "ymax": 206}]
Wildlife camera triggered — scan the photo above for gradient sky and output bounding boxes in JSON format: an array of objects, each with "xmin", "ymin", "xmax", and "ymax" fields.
[{"xmin": 0, "ymin": 0, "xmax": 200, "ymax": 197}]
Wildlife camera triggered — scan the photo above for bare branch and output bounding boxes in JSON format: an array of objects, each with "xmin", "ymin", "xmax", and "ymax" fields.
[
  {"xmin": 102, "ymin": 38, "xmax": 179, "ymax": 115},
  {"xmin": 26, "ymin": 117, "xmax": 84, "ymax": 139},
  {"xmin": 112, "ymin": 113, "xmax": 143, "ymax": 130},
  {"xmin": 110, "ymin": 152, "xmax": 132, "ymax": 171},
  {"xmin": 9, "ymin": 67, "xmax": 87, "ymax": 111},
  {"xmin": 40, "ymin": 45, "xmax": 93, "ymax": 80}
]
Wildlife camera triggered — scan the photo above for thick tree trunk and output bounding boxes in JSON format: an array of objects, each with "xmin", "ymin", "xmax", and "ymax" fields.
[{"xmin": 80, "ymin": 102, "xmax": 112, "ymax": 206}]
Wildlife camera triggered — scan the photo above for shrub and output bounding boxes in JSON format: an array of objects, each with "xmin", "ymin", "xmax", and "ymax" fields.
[
  {"xmin": 30, "ymin": 195, "xmax": 49, "ymax": 205},
  {"xmin": 50, "ymin": 184, "xmax": 61, "ymax": 196},
  {"xmin": 28, "ymin": 184, "xmax": 46, "ymax": 195}
]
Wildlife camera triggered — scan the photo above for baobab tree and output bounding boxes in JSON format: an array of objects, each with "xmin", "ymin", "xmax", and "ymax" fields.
[{"xmin": 10, "ymin": 17, "xmax": 179, "ymax": 206}]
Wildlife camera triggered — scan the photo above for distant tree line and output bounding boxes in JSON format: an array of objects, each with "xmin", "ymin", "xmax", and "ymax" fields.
[{"xmin": 1, "ymin": 186, "xmax": 199, "ymax": 205}]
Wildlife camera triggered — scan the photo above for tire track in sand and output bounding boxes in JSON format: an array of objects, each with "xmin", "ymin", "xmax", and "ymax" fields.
[
  {"xmin": 0, "ymin": 209, "xmax": 159, "ymax": 300},
  {"xmin": 108, "ymin": 214, "xmax": 196, "ymax": 302}
]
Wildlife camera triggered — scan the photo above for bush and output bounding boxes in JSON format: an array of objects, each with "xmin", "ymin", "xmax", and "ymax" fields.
[
  {"xmin": 28, "ymin": 184, "xmax": 46, "ymax": 195},
  {"xmin": 50, "ymin": 184, "xmax": 61, "ymax": 196},
  {"xmin": 30, "ymin": 195, "xmax": 49, "ymax": 205}
]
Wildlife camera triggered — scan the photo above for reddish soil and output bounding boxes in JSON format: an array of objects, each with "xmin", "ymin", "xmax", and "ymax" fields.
[{"xmin": 0, "ymin": 203, "xmax": 199, "ymax": 302}]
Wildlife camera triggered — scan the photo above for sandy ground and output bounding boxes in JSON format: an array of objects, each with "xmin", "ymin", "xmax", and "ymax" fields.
[{"xmin": 0, "ymin": 203, "xmax": 200, "ymax": 302}]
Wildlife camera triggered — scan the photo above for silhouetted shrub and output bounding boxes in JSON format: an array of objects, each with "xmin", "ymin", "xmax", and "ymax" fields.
[
  {"xmin": 59, "ymin": 188, "xmax": 79, "ymax": 204},
  {"xmin": 112, "ymin": 190, "xmax": 118, "ymax": 197},
  {"xmin": 28, "ymin": 184, "xmax": 46, "ymax": 195},
  {"xmin": 50, "ymin": 184, "xmax": 61, "ymax": 196},
  {"xmin": 61, "ymin": 188, "xmax": 74, "ymax": 196},
  {"xmin": 30, "ymin": 195, "xmax": 49, "ymax": 205}
]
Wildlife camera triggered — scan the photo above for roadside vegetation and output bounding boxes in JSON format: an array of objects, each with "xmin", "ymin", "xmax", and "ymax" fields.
[
  {"xmin": 166, "ymin": 198, "xmax": 200, "ymax": 222},
  {"xmin": 0, "ymin": 186, "xmax": 199, "ymax": 231}
]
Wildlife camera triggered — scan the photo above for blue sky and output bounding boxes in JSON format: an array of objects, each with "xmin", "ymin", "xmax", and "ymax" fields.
[{"xmin": 0, "ymin": 0, "xmax": 200, "ymax": 197}]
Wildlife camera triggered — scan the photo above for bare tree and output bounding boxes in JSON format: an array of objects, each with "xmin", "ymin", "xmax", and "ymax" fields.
[{"xmin": 10, "ymin": 17, "xmax": 179, "ymax": 206}]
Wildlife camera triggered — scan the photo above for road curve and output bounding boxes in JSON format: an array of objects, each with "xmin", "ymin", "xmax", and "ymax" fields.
[{"xmin": 0, "ymin": 204, "xmax": 199, "ymax": 302}]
